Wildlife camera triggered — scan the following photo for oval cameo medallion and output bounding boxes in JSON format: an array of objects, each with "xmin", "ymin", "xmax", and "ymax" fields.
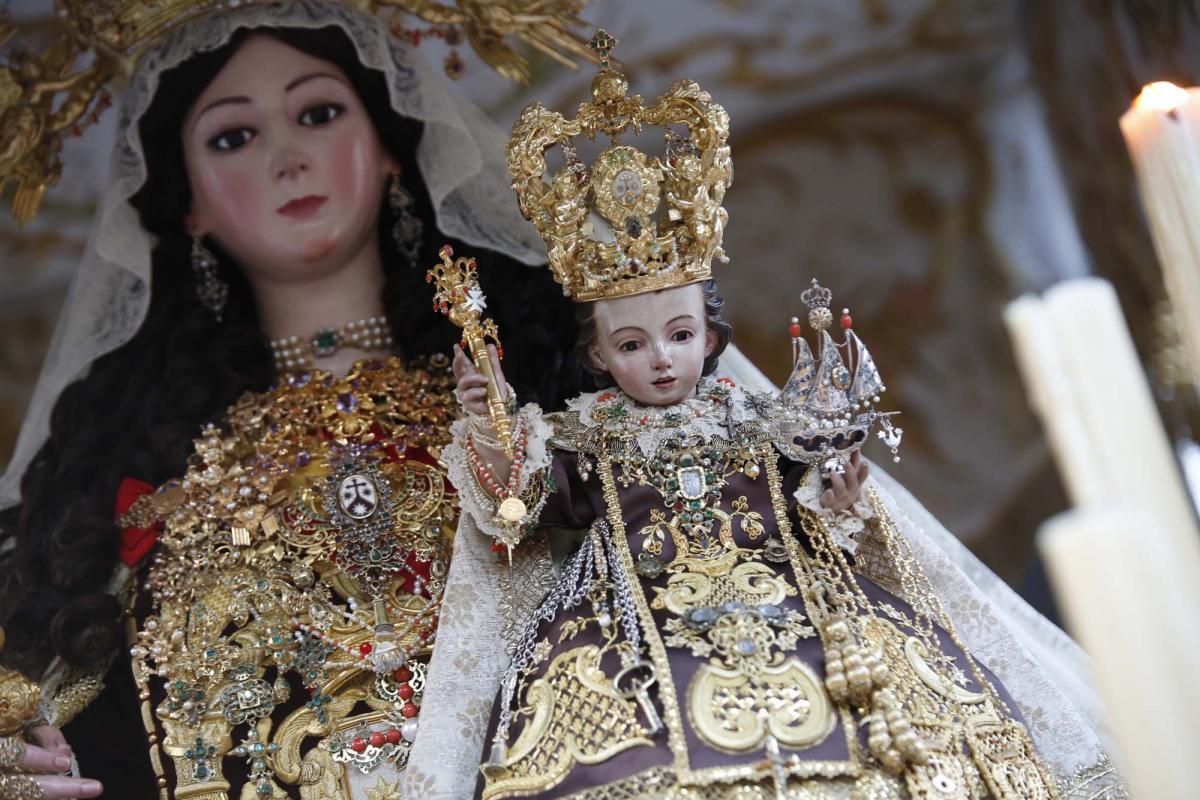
[{"xmin": 339, "ymin": 474, "xmax": 380, "ymax": 520}]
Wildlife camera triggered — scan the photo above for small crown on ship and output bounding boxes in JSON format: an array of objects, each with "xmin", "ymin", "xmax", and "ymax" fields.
[{"xmin": 507, "ymin": 29, "xmax": 733, "ymax": 302}]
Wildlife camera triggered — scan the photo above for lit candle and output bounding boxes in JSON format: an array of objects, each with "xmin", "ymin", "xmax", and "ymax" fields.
[{"xmin": 1120, "ymin": 82, "xmax": 1200, "ymax": 388}]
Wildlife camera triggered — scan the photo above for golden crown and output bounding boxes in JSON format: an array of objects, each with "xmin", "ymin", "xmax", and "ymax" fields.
[
  {"xmin": 0, "ymin": 0, "xmax": 593, "ymax": 224},
  {"xmin": 506, "ymin": 29, "xmax": 733, "ymax": 303}
]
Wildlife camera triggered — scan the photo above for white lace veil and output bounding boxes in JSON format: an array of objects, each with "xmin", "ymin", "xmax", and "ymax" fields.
[
  {"xmin": 0, "ymin": 0, "xmax": 545, "ymax": 511},
  {"xmin": 409, "ymin": 357, "xmax": 1125, "ymax": 799}
]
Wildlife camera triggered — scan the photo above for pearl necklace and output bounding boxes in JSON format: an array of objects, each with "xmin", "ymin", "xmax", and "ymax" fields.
[{"xmin": 270, "ymin": 315, "xmax": 394, "ymax": 373}]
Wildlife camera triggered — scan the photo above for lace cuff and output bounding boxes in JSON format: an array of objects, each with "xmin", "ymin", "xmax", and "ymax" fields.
[
  {"xmin": 444, "ymin": 403, "xmax": 554, "ymax": 544},
  {"xmin": 793, "ymin": 466, "xmax": 875, "ymax": 555}
]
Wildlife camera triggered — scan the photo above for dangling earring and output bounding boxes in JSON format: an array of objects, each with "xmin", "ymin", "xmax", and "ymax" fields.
[
  {"xmin": 191, "ymin": 236, "xmax": 229, "ymax": 321},
  {"xmin": 388, "ymin": 172, "xmax": 423, "ymax": 267}
]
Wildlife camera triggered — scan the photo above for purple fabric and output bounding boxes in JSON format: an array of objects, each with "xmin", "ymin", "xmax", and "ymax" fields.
[{"xmin": 476, "ymin": 451, "xmax": 1021, "ymax": 798}]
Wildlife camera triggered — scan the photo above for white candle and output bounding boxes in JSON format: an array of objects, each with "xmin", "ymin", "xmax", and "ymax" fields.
[
  {"xmin": 1042, "ymin": 279, "xmax": 1200, "ymax": 574},
  {"xmin": 1120, "ymin": 82, "xmax": 1200, "ymax": 389},
  {"xmin": 1040, "ymin": 507, "xmax": 1200, "ymax": 800},
  {"xmin": 1003, "ymin": 296, "xmax": 1112, "ymax": 506}
]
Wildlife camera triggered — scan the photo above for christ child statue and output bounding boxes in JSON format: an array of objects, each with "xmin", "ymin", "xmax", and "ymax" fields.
[
  {"xmin": 437, "ymin": 28, "xmax": 1057, "ymax": 799},
  {"xmin": 444, "ymin": 277, "xmax": 1053, "ymax": 799}
]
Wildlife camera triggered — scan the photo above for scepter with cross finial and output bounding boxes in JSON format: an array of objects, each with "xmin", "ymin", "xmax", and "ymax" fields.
[{"xmin": 426, "ymin": 244, "xmax": 515, "ymax": 458}]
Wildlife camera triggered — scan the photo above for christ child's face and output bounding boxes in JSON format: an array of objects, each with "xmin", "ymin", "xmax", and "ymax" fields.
[
  {"xmin": 182, "ymin": 35, "xmax": 396, "ymax": 284},
  {"xmin": 588, "ymin": 283, "xmax": 718, "ymax": 407}
]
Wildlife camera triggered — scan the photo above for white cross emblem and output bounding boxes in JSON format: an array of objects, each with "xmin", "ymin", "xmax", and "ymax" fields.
[{"xmin": 338, "ymin": 474, "xmax": 379, "ymax": 520}]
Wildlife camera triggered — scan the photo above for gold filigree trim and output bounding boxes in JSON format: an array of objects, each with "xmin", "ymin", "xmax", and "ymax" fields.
[
  {"xmin": 560, "ymin": 764, "xmax": 905, "ymax": 799},
  {"xmin": 483, "ymin": 644, "xmax": 653, "ymax": 799},
  {"xmin": 598, "ymin": 455, "xmax": 692, "ymax": 774}
]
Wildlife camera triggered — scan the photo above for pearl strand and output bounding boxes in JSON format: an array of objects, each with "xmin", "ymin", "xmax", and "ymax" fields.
[
  {"xmin": 465, "ymin": 417, "xmax": 529, "ymax": 502},
  {"xmin": 270, "ymin": 315, "xmax": 394, "ymax": 373}
]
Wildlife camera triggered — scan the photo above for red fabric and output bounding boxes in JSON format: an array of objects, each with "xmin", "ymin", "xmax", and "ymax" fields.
[{"xmin": 115, "ymin": 478, "xmax": 160, "ymax": 567}]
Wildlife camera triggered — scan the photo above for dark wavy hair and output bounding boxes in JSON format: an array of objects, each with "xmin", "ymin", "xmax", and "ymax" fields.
[
  {"xmin": 573, "ymin": 278, "xmax": 733, "ymax": 387},
  {"xmin": 0, "ymin": 25, "xmax": 586, "ymax": 680}
]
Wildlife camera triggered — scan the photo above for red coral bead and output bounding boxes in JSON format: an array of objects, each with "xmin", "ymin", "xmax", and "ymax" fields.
[
  {"xmin": 788, "ymin": 319, "xmax": 802, "ymax": 338},
  {"xmin": 394, "ymin": 667, "xmax": 413, "ymax": 683},
  {"xmin": 386, "ymin": 728, "xmax": 402, "ymax": 745},
  {"xmin": 351, "ymin": 737, "xmax": 367, "ymax": 753},
  {"xmin": 841, "ymin": 310, "xmax": 853, "ymax": 329},
  {"xmin": 398, "ymin": 684, "xmax": 414, "ymax": 700},
  {"xmin": 402, "ymin": 702, "xmax": 419, "ymax": 718},
  {"xmin": 369, "ymin": 731, "xmax": 386, "ymax": 748},
  {"xmin": 359, "ymin": 642, "xmax": 373, "ymax": 656}
]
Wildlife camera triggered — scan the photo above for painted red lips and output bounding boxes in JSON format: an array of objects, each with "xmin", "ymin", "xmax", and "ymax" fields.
[{"xmin": 277, "ymin": 194, "xmax": 327, "ymax": 218}]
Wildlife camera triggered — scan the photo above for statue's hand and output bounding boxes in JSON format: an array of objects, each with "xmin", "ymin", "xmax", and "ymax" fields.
[
  {"xmin": 0, "ymin": 725, "xmax": 102, "ymax": 798},
  {"xmin": 452, "ymin": 343, "xmax": 509, "ymax": 419},
  {"xmin": 820, "ymin": 451, "xmax": 869, "ymax": 514}
]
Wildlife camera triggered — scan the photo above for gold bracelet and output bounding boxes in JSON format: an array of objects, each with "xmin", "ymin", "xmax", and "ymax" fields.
[
  {"xmin": 0, "ymin": 773, "xmax": 44, "ymax": 800},
  {"xmin": 0, "ymin": 737, "xmax": 25, "ymax": 772},
  {"xmin": 0, "ymin": 630, "xmax": 41, "ymax": 740}
]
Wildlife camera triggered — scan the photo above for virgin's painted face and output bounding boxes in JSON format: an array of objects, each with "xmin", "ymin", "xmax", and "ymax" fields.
[
  {"xmin": 588, "ymin": 283, "xmax": 718, "ymax": 407},
  {"xmin": 183, "ymin": 35, "xmax": 396, "ymax": 282}
]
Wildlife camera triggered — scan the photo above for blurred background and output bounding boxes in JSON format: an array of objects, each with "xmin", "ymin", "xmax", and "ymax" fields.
[{"xmin": 2, "ymin": 0, "xmax": 1199, "ymax": 618}]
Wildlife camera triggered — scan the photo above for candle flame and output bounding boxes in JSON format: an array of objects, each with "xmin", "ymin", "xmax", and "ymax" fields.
[{"xmin": 1135, "ymin": 81, "xmax": 1190, "ymax": 112}]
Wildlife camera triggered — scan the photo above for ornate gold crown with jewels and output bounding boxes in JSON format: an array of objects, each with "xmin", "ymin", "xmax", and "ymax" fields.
[
  {"xmin": 0, "ymin": 0, "xmax": 594, "ymax": 223},
  {"xmin": 507, "ymin": 29, "xmax": 733, "ymax": 302}
]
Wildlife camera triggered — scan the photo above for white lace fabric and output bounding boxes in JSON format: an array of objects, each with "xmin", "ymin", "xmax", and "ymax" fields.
[
  {"xmin": 793, "ymin": 467, "xmax": 873, "ymax": 555},
  {"xmin": 409, "ymin": 357, "xmax": 1117, "ymax": 799},
  {"xmin": 0, "ymin": 0, "xmax": 545, "ymax": 511},
  {"xmin": 442, "ymin": 405, "xmax": 554, "ymax": 539}
]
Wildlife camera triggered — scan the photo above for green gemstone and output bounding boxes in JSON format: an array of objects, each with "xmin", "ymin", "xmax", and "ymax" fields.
[{"xmin": 314, "ymin": 330, "xmax": 337, "ymax": 350}]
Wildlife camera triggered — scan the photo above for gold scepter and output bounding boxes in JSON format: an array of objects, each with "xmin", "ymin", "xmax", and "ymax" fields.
[{"xmin": 427, "ymin": 244, "xmax": 515, "ymax": 459}]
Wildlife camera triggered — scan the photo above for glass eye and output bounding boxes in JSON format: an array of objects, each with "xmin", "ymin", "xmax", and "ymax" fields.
[
  {"xmin": 299, "ymin": 103, "xmax": 344, "ymax": 126},
  {"xmin": 208, "ymin": 127, "xmax": 254, "ymax": 152}
]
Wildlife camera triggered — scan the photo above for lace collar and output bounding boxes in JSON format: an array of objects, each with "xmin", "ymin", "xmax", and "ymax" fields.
[{"xmin": 558, "ymin": 377, "xmax": 770, "ymax": 456}]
